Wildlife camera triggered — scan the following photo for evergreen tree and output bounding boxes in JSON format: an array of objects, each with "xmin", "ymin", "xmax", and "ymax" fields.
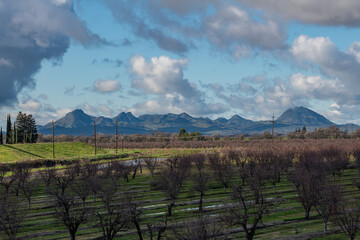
[
  {"xmin": 13, "ymin": 123, "xmax": 16, "ymax": 144},
  {"xmin": 0, "ymin": 127, "xmax": 3, "ymax": 144},
  {"xmin": 302, "ymin": 126, "xmax": 307, "ymax": 132},
  {"xmin": 15, "ymin": 112, "xmax": 38, "ymax": 143},
  {"xmin": 6, "ymin": 114, "xmax": 12, "ymax": 144}
]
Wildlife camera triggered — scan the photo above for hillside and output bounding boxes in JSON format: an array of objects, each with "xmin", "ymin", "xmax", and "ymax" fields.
[{"xmin": 276, "ymin": 106, "xmax": 334, "ymax": 126}]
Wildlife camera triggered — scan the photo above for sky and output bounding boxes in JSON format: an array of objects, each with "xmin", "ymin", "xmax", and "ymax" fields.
[{"xmin": 1, "ymin": 0, "xmax": 360, "ymax": 126}]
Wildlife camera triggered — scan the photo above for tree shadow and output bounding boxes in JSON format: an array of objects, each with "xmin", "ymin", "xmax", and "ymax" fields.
[{"xmin": 3, "ymin": 144, "xmax": 44, "ymax": 159}]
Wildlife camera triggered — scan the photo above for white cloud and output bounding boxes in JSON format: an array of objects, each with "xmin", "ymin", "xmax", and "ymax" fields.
[
  {"xmin": 291, "ymin": 35, "xmax": 360, "ymax": 104},
  {"xmin": 291, "ymin": 35, "xmax": 336, "ymax": 65},
  {"xmin": 93, "ymin": 79, "xmax": 121, "ymax": 93},
  {"xmin": 204, "ymin": 4, "xmax": 286, "ymax": 58},
  {"xmin": 237, "ymin": 0, "xmax": 360, "ymax": 26},
  {"xmin": 348, "ymin": 42, "xmax": 360, "ymax": 63},
  {"xmin": 129, "ymin": 55, "xmax": 227, "ymax": 116},
  {"xmin": 290, "ymin": 73, "xmax": 344, "ymax": 100},
  {"xmin": 130, "ymin": 55, "xmax": 193, "ymax": 96},
  {"xmin": 19, "ymin": 99, "xmax": 41, "ymax": 112}
]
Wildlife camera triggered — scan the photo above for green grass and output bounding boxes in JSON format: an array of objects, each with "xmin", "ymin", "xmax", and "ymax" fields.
[
  {"xmin": 0, "ymin": 142, "xmax": 110, "ymax": 163},
  {"xmin": 0, "ymin": 142, "xmax": 203, "ymax": 164}
]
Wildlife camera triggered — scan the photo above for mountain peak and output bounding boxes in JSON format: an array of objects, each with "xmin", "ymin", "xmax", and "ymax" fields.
[
  {"xmin": 68, "ymin": 109, "xmax": 86, "ymax": 115},
  {"xmin": 113, "ymin": 112, "xmax": 140, "ymax": 122},
  {"xmin": 276, "ymin": 106, "xmax": 334, "ymax": 126},
  {"xmin": 55, "ymin": 109, "xmax": 94, "ymax": 128}
]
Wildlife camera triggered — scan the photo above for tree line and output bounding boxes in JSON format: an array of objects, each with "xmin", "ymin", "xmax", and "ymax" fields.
[{"xmin": 0, "ymin": 112, "xmax": 38, "ymax": 144}]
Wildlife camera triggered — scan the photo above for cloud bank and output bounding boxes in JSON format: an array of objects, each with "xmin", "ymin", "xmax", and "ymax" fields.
[{"xmin": 0, "ymin": 0, "xmax": 107, "ymax": 107}]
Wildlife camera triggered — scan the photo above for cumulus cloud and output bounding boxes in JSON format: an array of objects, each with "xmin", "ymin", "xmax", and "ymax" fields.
[
  {"xmin": 93, "ymin": 79, "xmax": 121, "ymax": 93},
  {"xmin": 237, "ymin": 0, "xmax": 360, "ymax": 26},
  {"xmin": 19, "ymin": 99, "xmax": 42, "ymax": 112},
  {"xmin": 130, "ymin": 56, "xmax": 193, "ymax": 96},
  {"xmin": 291, "ymin": 35, "xmax": 360, "ymax": 104},
  {"xmin": 0, "ymin": 0, "xmax": 108, "ymax": 108},
  {"xmin": 128, "ymin": 55, "xmax": 227, "ymax": 116},
  {"xmin": 204, "ymin": 5, "xmax": 286, "ymax": 57},
  {"xmin": 290, "ymin": 73, "xmax": 345, "ymax": 100}
]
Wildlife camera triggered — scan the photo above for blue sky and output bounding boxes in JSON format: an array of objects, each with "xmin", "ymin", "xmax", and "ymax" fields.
[{"xmin": 1, "ymin": 0, "xmax": 360, "ymax": 126}]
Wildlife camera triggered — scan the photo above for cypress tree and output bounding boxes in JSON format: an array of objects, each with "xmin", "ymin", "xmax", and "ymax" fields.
[
  {"xmin": 6, "ymin": 114, "xmax": 12, "ymax": 144},
  {"xmin": 0, "ymin": 127, "xmax": 3, "ymax": 144},
  {"xmin": 13, "ymin": 123, "xmax": 16, "ymax": 144}
]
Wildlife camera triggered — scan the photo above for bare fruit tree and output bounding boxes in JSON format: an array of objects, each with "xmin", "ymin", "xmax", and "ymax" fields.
[
  {"xmin": 0, "ymin": 191, "xmax": 27, "ymax": 240},
  {"xmin": 224, "ymin": 182, "xmax": 275, "ymax": 240},
  {"xmin": 96, "ymin": 162, "xmax": 128, "ymax": 240},
  {"xmin": 331, "ymin": 196, "xmax": 360, "ymax": 240},
  {"xmin": 144, "ymin": 158, "xmax": 159, "ymax": 177},
  {"xmin": 288, "ymin": 149, "xmax": 327, "ymax": 219},
  {"xmin": 208, "ymin": 152, "xmax": 234, "ymax": 193},
  {"xmin": 158, "ymin": 156, "xmax": 191, "ymax": 217},
  {"xmin": 315, "ymin": 180, "xmax": 341, "ymax": 232},
  {"xmin": 45, "ymin": 165, "xmax": 90, "ymax": 240},
  {"xmin": 192, "ymin": 153, "xmax": 209, "ymax": 212}
]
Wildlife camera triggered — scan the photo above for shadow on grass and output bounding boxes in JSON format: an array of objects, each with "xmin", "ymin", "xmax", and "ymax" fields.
[{"xmin": 3, "ymin": 144, "xmax": 44, "ymax": 159}]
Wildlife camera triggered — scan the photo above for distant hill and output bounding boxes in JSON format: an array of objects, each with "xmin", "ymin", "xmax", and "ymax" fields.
[
  {"xmin": 276, "ymin": 107, "xmax": 334, "ymax": 126},
  {"xmin": 38, "ymin": 106, "xmax": 354, "ymax": 136},
  {"xmin": 45, "ymin": 109, "xmax": 94, "ymax": 128}
]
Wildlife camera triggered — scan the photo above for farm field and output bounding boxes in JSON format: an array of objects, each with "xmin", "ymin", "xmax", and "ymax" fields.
[
  {"xmin": 0, "ymin": 142, "xmax": 200, "ymax": 164},
  {"xmin": 1, "ymin": 139, "xmax": 360, "ymax": 240}
]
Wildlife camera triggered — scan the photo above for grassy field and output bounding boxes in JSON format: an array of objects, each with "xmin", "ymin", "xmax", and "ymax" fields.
[
  {"xmin": 0, "ymin": 142, "xmax": 111, "ymax": 163},
  {"xmin": 0, "ymin": 142, "xmax": 202, "ymax": 164}
]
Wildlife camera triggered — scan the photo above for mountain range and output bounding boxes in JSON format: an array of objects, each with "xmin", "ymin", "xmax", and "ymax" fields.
[{"xmin": 38, "ymin": 106, "xmax": 359, "ymax": 136}]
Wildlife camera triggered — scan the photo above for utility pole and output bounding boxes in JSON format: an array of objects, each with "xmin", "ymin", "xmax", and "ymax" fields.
[
  {"xmin": 94, "ymin": 120, "xmax": 97, "ymax": 155},
  {"xmin": 121, "ymin": 130, "xmax": 124, "ymax": 152},
  {"xmin": 52, "ymin": 119, "xmax": 55, "ymax": 159},
  {"xmin": 115, "ymin": 120, "xmax": 118, "ymax": 154},
  {"xmin": 272, "ymin": 114, "xmax": 275, "ymax": 138},
  {"xmin": 121, "ymin": 125, "xmax": 124, "ymax": 152}
]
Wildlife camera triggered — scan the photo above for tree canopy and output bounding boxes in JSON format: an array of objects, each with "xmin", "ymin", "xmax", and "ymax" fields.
[{"xmin": 15, "ymin": 112, "xmax": 38, "ymax": 143}]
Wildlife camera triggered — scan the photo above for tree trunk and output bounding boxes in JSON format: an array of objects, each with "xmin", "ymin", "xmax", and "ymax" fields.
[
  {"xmin": 305, "ymin": 208, "xmax": 310, "ymax": 219},
  {"xmin": 167, "ymin": 202, "xmax": 174, "ymax": 217},
  {"xmin": 133, "ymin": 221, "xmax": 143, "ymax": 240},
  {"xmin": 245, "ymin": 231, "xmax": 254, "ymax": 240},
  {"xmin": 157, "ymin": 227, "xmax": 166, "ymax": 240},
  {"xmin": 132, "ymin": 165, "xmax": 138, "ymax": 179},
  {"xmin": 324, "ymin": 221, "xmax": 327, "ymax": 232},
  {"xmin": 199, "ymin": 192, "xmax": 204, "ymax": 212},
  {"xmin": 70, "ymin": 231, "xmax": 76, "ymax": 240}
]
